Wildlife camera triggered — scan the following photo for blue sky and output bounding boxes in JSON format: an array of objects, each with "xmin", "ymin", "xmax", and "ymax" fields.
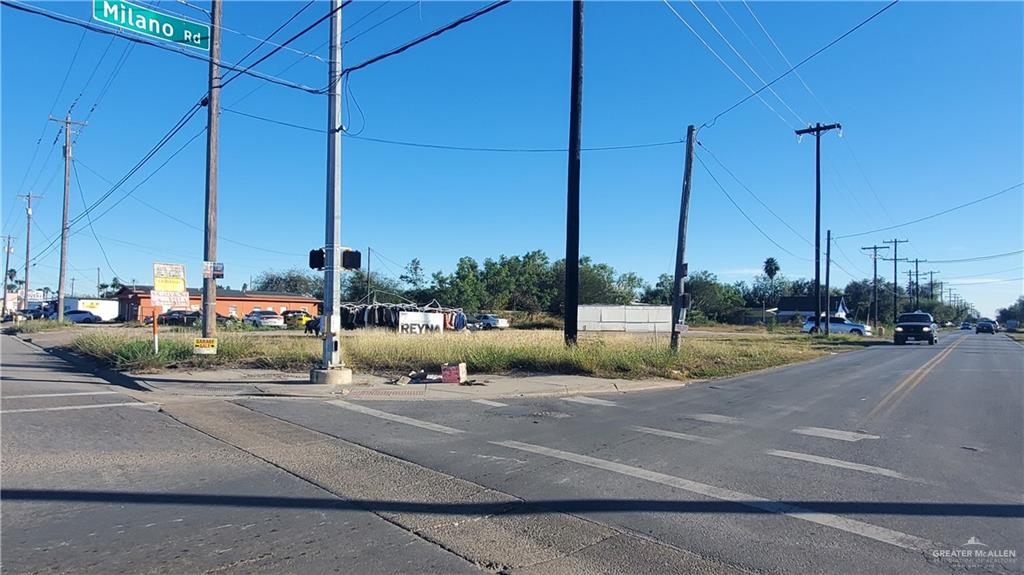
[{"xmin": 2, "ymin": 0, "xmax": 1022, "ymax": 316}]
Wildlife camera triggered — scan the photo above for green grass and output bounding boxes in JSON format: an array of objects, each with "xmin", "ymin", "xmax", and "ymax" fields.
[
  {"xmin": 69, "ymin": 329, "xmax": 882, "ymax": 379},
  {"xmin": 3, "ymin": 320, "xmax": 76, "ymax": 334}
]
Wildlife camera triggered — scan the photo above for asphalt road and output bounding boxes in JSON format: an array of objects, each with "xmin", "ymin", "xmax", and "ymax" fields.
[{"xmin": 3, "ymin": 331, "xmax": 1022, "ymax": 573}]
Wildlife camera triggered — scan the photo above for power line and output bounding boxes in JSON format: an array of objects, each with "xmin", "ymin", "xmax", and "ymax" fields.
[
  {"xmin": 835, "ymin": 183, "xmax": 1023, "ymax": 239},
  {"xmin": 344, "ymin": 1, "xmax": 416, "ymax": 45},
  {"xmin": 925, "ymin": 250, "xmax": 1024, "ymax": 265},
  {"xmin": 661, "ymin": 0, "xmax": 791, "ymax": 128},
  {"xmin": 702, "ymin": 0, "xmax": 900, "ymax": 130},
  {"xmin": 221, "ymin": 106, "xmax": 685, "ymax": 152},
  {"xmin": 694, "ymin": 151, "xmax": 809, "ymax": 261},
  {"xmin": 71, "ymin": 160, "xmax": 120, "ymax": 279},
  {"xmin": 2, "ymin": 1, "xmax": 323, "ymax": 95}
]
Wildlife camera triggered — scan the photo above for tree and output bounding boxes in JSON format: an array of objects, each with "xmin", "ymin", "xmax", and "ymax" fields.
[
  {"xmin": 763, "ymin": 257, "xmax": 780, "ymax": 281},
  {"xmin": 399, "ymin": 259, "xmax": 425, "ymax": 290},
  {"xmin": 640, "ymin": 274, "xmax": 674, "ymax": 305},
  {"xmin": 685, "ymin": 270, "xmax": 745, "ymax": 322},
  {"xmin": 98, "ymin": 277, "xmax": 123, "ymax": 298},
  {"xmin": 253, "ymin": 269, "xmax": 323, "ymax": 298},
  {"xmin": 996, "ymin": 296, "xmax": 1024, "ymax": 324},
  {"xmin": 615, "ymin": 272, "xmax": 648, "ymax": 304},
  {"xmin": 432, "ymin": 257, "xmax": 487, "ymax": 311}
]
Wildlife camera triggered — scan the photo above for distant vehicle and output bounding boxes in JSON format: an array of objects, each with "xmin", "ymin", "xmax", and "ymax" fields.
[
  {"xmin": 801, "ymin": 316, "xmax": 872, "ymax": 336},
  {"xmin": 477, "ymin": 314, "xmax": 510, "ymax": 329},
  {"xmin": 941, "ymin": 321, "xmax": 954, "ymax": 328},
  {"xmin": 894, "ymin": 312, "xmax": 938, "ymax": 345},
  {"xmin": 159, "ymin": 310, "xmax": 201, "ymax": 326},
  {"xmin": 1006, "ymin": 319, "xmax": 1020, "ymax": 331},
  {"xmin": 245, "ymin": 310, "xmax": 285, "ymax": 328},
  {"xmin": 976, "ymin": 321, "xmax": 996, "ymax": 334},
  {"xmin": 960, "ymin": 321, "xmax": 973, "ymax": 330},
  {"xmin": 24, "ymin": 307, "xmax": 48, "ymax": 320},
  {"xmin": 48, "ymin": 309, "xmax": 102, "ymax": 324},
  {"xmin": 282, "ymin": 310, "xmax": 313, "ymax": 328}
]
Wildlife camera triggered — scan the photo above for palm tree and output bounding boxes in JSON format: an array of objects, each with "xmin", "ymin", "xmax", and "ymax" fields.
[{"xmin": 763, "ymin": 257, "xmax": 780, "ymax": 281}]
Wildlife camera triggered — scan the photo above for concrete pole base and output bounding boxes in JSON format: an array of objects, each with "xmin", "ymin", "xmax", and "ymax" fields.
[{"xmin": 309, "ymin": 367, "xmax": 353, "ymax": 385}]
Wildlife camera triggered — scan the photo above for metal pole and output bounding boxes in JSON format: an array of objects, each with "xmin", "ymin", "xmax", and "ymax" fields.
[
  {"xmin": 201, "ymin": 0, "xmax": 222, "ymax": 339},
  {"xmin": 366, "ymin": 246, "xmax": 371, "ymax": 300},
  {"xmin": 563, "ymin": 0, "xmax": 584, "ymax": 346},
  {"xmin": 824, "ymin": 229, "xmax": 831, "ymax": 335},
  {"xmin": 670, "ymin": 125, "xmax": 695, "ymax": 352},
  {"xmin": 2, "ymin": 236, "xmax": 13, "ymax": 317},
  {"xmin": 320, "ymin": 0, "xmax": 345, "ymax": 371}
]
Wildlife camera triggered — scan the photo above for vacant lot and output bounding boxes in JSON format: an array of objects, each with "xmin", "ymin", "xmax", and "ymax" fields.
[{"xmin": 69, "ymin": 328, "xmax": 881, "ymax": 380}]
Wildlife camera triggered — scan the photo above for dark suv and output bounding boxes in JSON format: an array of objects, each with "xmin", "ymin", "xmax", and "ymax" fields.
[
  {"xmin": 894, "ymin": 312, "xmax": 938, "ymax": 345},
  {"xmin": 976, "ymin": 321, "xmax": 996, "ymax": 334}
]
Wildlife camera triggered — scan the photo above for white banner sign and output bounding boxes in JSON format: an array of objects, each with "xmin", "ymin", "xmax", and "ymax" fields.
[
  {"xmin": 151, "ymin": 290, "xmax": 190, "ymax": 309},
  {"xmin": 398, "ymin": 311, "xmax": 444, "ymax": 334}
]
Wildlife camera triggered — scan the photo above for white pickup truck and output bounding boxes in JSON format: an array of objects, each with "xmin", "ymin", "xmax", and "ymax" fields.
[
  {"xmin": 801, "ymin": 316, "xmax": 872, "ymax": 336},
  {"xmin": 477, "ymin": 314, "xmax": 510, "ymax": 329}
]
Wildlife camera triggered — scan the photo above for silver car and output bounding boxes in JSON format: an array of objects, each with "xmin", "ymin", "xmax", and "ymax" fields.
[{"xmin": 802, "ymin": 316, "xmax": 872, "ymax": 336}]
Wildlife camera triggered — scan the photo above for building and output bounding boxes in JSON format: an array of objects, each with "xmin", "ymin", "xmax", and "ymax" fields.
[{"xmin": 114, "ymin": 285, "xmax": 320, "ymax": 322}]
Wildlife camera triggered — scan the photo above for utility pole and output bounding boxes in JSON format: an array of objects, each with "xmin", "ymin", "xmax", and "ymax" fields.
[
  {"xmin": 49, "ymin": 113, "xmax": 86, "ymax": 323},
  {"xmin": 312, "ymin": 0, "xmax": 350, "ymax": 384},
  {"xmin": 563, "ymin": 0, "xmax": 584, "ymax": 346},
  {"xmin": 926, "ymin": 270, "xmax": 938, "ymax": 303},
  {"xmin": 97, "ymin": 267, "xmax": 101, "ymax": 298},
  {"xmin": 18, "ymin": 194, "xmax": 41, "ymax": 309},
  {"xmin": 906, "ymin": 269, "xmax": 914, "ymax": 307},
  {"xmin": 860, "ymin": 244, "xmax": 889, "ymax": 330},
  {"xmin": 912, "ymin": 258, "xmax": 923, "ymax": 309},
  {"xmin": 2, "ymin": 235, "xmax": 14, "ymax": 317},
  {"xmin": 824, "ymin": 229, "xmax": 831, "ymax": 335},
  {"xmin": 201, "ymin": 0, "xmax": 223, "ymax": 339},
  {"xmin": 883, "ymin": 238, "xmax": 908, "ymax": 322},
  {"xmin": 71, "ymin": 277, "xmax": 76, "ymax": 298},
  {"xmin": 795, "ymin": 122, "xmax": 841, "ymax": 334},
  {"xmin": 670, "ymin": 125, "xmax": 695, "ymax": 352},
  {"xmin": 366, "ymin": 246, "xmax": 371, "ymax": 299}
]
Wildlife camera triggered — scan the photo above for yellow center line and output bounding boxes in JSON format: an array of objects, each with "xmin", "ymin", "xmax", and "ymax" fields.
[{"xmin": 863, "ymin": 334, "xmax": 966, "ymax": 423}]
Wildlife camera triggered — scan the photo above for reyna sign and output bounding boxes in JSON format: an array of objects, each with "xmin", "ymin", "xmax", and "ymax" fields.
[{"xmin": 398, "ymin": 311, "xmax": 444, "ymax": 335}]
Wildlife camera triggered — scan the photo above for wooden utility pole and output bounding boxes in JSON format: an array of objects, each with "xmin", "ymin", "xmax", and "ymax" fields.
[
  {"xmin": 2, "ymin": 235, "xmax": 14, "ymax": 317},
  {"xmin": 49, "ymin": 113, "xmax": 86, "ymax": 322},
  {"xmin": 824, "ymin": 230, "xmax": 831, "ymax": 335},
  {"xmin": 860, "ymin": 244, "xmax": 889, "ymax": 330},
  {"xmin": 201, "ymin": 0, "xmax": 223, "ymax": 339},
  {"xmin": 17, "ymin": 194, "xmax": 41, "ymax": 309},
  {"xmin": 883, "ymin": 238, "xmax": 909, "ymax": 322},
  {"xmin": 563, "ymin": 0, "xmax": 584, "ymax": 346},
  {"xmin": 926, "ymin": 270, "xmax": 939, "ymax": 302},
  {"xmin": 670, "ymin": 125, "xmax": 695, "ymax": 352},
  {"xmin": 912, "ymin": 258, "xmax": 923, "ymax": 309},
  {"xmin": 795, "ymin": 122, "xmax": 841, "ymax": 335}
]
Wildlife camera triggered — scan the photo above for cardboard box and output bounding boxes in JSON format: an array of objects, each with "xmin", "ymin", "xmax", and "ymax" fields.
[{"xmin": 441, "ymin": 362, "xmax": 468, "ymax": 384}]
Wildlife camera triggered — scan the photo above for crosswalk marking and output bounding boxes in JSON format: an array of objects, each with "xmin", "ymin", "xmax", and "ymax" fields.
[
  {"xmin": 685, "ymin": 413, "xmax": 742, "ymax": 425},
  {"xmin": 766, "ymin": 449, "xmax": 924, "ymax": 483},
  {"xmin": 327, "ymin": 400, "xmax": 465, "ymax": 435},
  {"xmin": 792, "ymin": 427, "xmax": 879, "ymax": 442},
  {"xmin": 1, "ymin": 402, "xmax": 157, "ymax": 414},
  {"xmin": 471, "ymin": 399, "xmax": 508, "ymax": 407},
  {"xmin": 2, "ymin": 391, "xmax": 120, "ymax": 399},
  {"xmin": 562, "ymin": 396, "xmax": 618, "ymax": 407},
  {"xmin": 631, "ymin": 426, "xmax": 720, "ymax": 445}
]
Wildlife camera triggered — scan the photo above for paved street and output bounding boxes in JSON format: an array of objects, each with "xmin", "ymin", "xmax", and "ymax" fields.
[{"xmin": 3, "ymin": 331, "xmax": 1023, "ymax": 573}]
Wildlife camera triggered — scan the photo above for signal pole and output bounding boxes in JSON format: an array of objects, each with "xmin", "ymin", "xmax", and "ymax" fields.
[
  {"xmin": 564, "ymin": 0, "xmax": 584, "ymax": 346},
  {"xmin": 883, "ymin": 238, "xmax": 908, "ymax": 322},
  {"xmin": 860, "ymin": 244, "xmax": 889, "ymax": 330},
  {"xmin": 670, "ymin": 125, "xmax": 695, "ymax": 352},
  {"xmin": 2, "ymin": 235, "xmax": 14, "ymax": 317},
  {"xmin": 49, "ymin": 113, "xmax": 87, "ymax": 322},
  {"xmin": 311, "ymin": 0, "xmax": 351, "ymax": 384},
  {"xmin": 795, "ymin": 122, "xmax": 841, "ymax": 335},
  {"xmin": 201, "ymin": 0, "xmax": 222, "ymax": 339},
  {"xmin": 17, "ymin": 194, "xmax": 41, "ymax": 309}
]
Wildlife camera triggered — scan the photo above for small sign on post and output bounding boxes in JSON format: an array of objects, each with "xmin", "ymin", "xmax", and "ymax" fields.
[
  {"xmin": 193, "ymin": 337, "xmax": 218, "ymax": 355},
  {"xmin": 203, "ymin": 261, "xmax": 224, "ymax": 279}
]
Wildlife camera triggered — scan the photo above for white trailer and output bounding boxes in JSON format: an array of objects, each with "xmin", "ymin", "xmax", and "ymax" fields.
[{"xmin": 64, "ymin": 298, "xmax": 119, "ymax": 321}]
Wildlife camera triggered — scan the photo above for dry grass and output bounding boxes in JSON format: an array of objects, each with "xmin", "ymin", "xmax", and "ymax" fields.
[
  {"xmin": 4, "ymin": 320, "xmax": 76, "ymax": 334},
  {"xmin": 70, "ymin": 328, "xmax": 879, "ymax": 380}
]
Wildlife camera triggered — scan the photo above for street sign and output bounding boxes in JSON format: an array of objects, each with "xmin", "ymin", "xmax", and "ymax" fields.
[
  {"xmin": 92, "ymin": 0, "xmax": 210, "ymax": 51},
  {"xmin": 203, "ymin": 261, "xmax": 224, "ymax": 279},
  {"xmin": 193, "ymin": 337, "xmax": 217, "ymax": 355}
]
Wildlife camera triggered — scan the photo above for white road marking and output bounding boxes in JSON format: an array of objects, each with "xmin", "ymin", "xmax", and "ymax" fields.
[
  {"xmin": 327, "ymin": 400, "xmax": 465, "ymax": 435},
  {"xmin": 1, "ymin": 391, "xmax": 120, "ymax": 399},
  {"xmin": 793, "ymin": 427, "xmax": 880, "ymax": 442},
  {"xmin": 685, "ymin": 413, "xmax": 742, "ymax": 425},
  {"xmin": 471, "ymin": 399, "xmax": 508, "ymax": 408},
  {"xmin": 562, "ymin": 396, "xmax": 618, "ymax": 407},
  {"xmin": 631, "ymin": 426, "xmax": 720, "ymax": 445},
  {"xmin": 0, "ymin": 402, "xmax": 158, "ymax": 414},
  {"xmin": 766, "ymin": 450, "xmax": 924, "ymax": 483},
  {"xmin": 492, "ymin": 440, "xmax": 935, "ymax": 552}
]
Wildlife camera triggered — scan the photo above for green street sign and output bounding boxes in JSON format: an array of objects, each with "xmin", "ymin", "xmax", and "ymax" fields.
[{"xmin": 92, "ymin": 0, "xmax": 210, "ymax": 51}]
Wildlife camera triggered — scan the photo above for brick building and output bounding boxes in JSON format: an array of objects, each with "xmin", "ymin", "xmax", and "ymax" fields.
[{"xmin": 114, "ymin": 285, "xmax": 320, "ymax": 322}]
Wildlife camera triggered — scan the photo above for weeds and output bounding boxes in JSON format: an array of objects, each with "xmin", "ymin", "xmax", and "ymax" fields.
[{"xmin": 3, "ymin": 320, "xmax": 76, "ymax": 334}]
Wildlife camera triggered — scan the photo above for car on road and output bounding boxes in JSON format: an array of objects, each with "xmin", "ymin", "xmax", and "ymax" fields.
[
  {"xmin": 976, "ymin": 321, "xmax": 996, "ymax": 334},
  {"xmin": 158, "ymin": 310, "xmax": 201, "ymax": 326},
  {"xmin": 477, "ymin": 314, "xmax": 510, "ymax": 329},
  {"xmin": 282, "ymin": 310, "xmax": 313, "ymax": 328},
  {"xmin": 245, "ymin": 310, "xmax": 285, "ymax": 328},
  {"xmin": 801, "ymin": 316, "xmax": 872, "ymax": 336},
  {"xmin": 960, "ymin": 321, "xmax": 972, "ymax": 330},
  {"xmin": 47, "ymin": 309, "xmax": 102, "ymax": 323},
  {"xmin": 894, "ymin": 312, "xmax": 938, "ymax": 345}
]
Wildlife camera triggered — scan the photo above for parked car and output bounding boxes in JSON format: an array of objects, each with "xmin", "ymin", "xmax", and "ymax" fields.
[
  {"xmin": 282, "ymin": 310, "xmax": 313, "ymax": 328},
  {"xmin": 894, "ymin": 312, "xmax": 939, "ymax": 345},
  {"xmin": 960, "ymin": 321, "xmax": 972, "ymax": 330},
  {"xmin": 801, "ymin": 316, "xmax": 872, "ymax": 336},
  {"xmin": 477, "ymin": 314, "xmax": 510, "ymax": 329},
  {"xmin": 158, "ymin": 310, "xmax": 201, "ymax": 326},
  {"xmin": 245, "ymin": 310, "xmax": 285, "ymax": 328},
  {"xmin": 47, "ymin": 309, "xmax": 102, "ymax": 323},
  {"xmin": 976, "ymin": 321, "xmax": 996, "ymax": 334}
]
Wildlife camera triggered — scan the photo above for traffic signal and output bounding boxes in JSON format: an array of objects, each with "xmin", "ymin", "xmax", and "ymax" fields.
[
  {"xmin": 309, "ymin": 248, "xmax": 361, "ymax": 270},
  {"xmin": 309, "ymin": 248, "xmax": 325, "ymax": 270}
]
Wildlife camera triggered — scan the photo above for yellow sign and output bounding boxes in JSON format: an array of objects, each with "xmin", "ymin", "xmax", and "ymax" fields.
[
  {"xmin": 154, "ymin": 276, "xmax": 186, "ymax": 292},
  {"xmin": 193, "ymin": 337, "xmax": 218, "ymax": 355},
  {"xmin": 153, "ymin": 262, "xmax": 186, "ymax": 293}
]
